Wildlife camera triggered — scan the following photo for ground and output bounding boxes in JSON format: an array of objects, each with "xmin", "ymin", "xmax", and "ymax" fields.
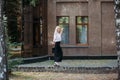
[
  {"xmin": 9, "ymin": 72, "xmax": 117, "ymax": 80},
  {"xmin": 9, "ymin": 59, "xmax": 118, "ymax": 80}
]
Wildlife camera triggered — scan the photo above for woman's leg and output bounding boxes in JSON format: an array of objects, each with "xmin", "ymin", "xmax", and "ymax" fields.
[
  {"xmin": 54, "ymin": 42, "xmax": 62, "ymax": 66},
  {"xmin": 54, "ymin": 42, "xmax": 59, "ymax": 62}
]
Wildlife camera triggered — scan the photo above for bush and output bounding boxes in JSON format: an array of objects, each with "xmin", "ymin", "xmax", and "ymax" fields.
[{"xmin": 3, "ymin": 15, "xmax": 23, "ymax": 71}]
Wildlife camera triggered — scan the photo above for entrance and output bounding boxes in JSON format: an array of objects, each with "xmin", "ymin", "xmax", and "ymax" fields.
[
  {"xmin": 32, "ymin": 0, "xmax": 48, "ymax": 57},
  {"xmin": 22, "ymin": 0, "xmax": 48, "ymax": 57}
]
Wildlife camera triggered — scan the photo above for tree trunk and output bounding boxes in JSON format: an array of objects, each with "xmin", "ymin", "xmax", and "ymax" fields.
[
  {"xmin": 0, "ymin": 0, "xmax": 8, "ymax": 80},
  {"xmin": 114, "ymin": 0, "xmax": 120, "ymax": 80}
]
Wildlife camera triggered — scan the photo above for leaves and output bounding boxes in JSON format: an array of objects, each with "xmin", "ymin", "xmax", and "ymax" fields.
[
  {"xmin": 24, "ymin": 0, "xmax": 38, "ymax": 7},
  {"xmin": 8, "ymin": 58, "xmax": 23, "ymax": 69},
  {"xmin": 29, "ymin": 0, "xmax": 37, "ymax": 7}
]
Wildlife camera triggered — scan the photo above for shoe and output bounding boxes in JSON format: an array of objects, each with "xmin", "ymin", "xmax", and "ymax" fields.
[{"xmin": 54, "ymin": 62, "xmax": 60, "ymax": 67}]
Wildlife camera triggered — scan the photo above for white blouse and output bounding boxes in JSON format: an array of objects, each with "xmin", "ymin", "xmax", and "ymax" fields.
[
  {"xmin": 53, "ymin": 32, "xmax": 62, "ymax": 42},
  {"xmin": 53, "ymin": 26, "xmax": 63, "ymax": 42}
]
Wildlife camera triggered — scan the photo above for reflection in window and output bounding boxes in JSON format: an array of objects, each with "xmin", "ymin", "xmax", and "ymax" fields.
[
  {"xmin": 40, "ymin": 17, "xmax": 43, "ymax": 46},
  {"xmin": 57, "ymin": 17, "xmax": 69, "ymax": 44},
  {"xmin": 76, "ymin": 16, "xmax": 88, "ymax": 44}
]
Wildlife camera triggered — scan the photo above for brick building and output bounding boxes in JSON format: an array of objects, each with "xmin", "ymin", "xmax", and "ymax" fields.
[{"xmin": 22, "ymin": 0, "xmax": 116, "ymax": 58}]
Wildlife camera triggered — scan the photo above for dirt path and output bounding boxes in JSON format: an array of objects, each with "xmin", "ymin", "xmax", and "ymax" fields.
[{"xmin": 9, "ymin": 72, "xmax": 117, "ymax": 80}]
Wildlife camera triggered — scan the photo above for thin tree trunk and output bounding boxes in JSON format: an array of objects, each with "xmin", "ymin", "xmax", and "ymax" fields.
[{"xmin": 0, "ymin": 0, "xmax": 8, "ymax": 80}]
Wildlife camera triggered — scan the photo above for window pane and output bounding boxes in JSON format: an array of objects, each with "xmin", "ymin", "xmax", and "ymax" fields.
[
  {"xmin": 57, "ymin": 16, "xmax": 69, "ymax": 44},
  {"xmin": 77, "ymin": 25, "xmax": 87, "ymax": 44},
  {"xmin": 77, "ymin": 16, "xmax": 88, "ymax": 24},
  {"xmin": 58, "ymin": 17, "xmax": 69, "ymax": 24},
  {"xmin": 59, "ymin": 24, "xmax": 69, "ymax": 44}
]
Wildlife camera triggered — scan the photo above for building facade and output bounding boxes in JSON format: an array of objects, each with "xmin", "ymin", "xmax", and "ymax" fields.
[
  {"xmin": 23, "ymin": 0, "xmax": 116, "ymax": 57},
  {"xmin": 47, "ymin": 0, "xmax": 116, "ymax": 56}
]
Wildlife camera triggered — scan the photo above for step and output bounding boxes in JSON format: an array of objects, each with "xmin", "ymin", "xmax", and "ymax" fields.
[{"xmin": 12, "ymin": 60, "xmax": 118, "ymax": 73}]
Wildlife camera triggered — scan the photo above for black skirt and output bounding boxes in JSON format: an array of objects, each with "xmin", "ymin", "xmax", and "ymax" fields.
[{"xmin": 54, "ymin": 42, "xmax": 63, "ymax": 62}]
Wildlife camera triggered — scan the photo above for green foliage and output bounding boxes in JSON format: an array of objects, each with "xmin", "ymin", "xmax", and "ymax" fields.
[
  {"xmin": 6, "ymin": 41, "xmax": 22, "ymax": 70},
  {"xmin": 4, "ymin": 0, "xmax": 20, "ymax": 42},
  {"xmin": 29, "ymin": 0, "xmax": 38, "ymax": 7},
  {"xmin": 77, "ymin": 17, "xmax": 88, "ymax": 24},
  {"xmin": 8, "ymin": 58, "xmax": 23, "ymax": 70},
  {"xmin": 7, "ymin": 16, "xmax": 18, "ymax": 42},
  {"xmin": 24, "ymin": 0, "xmax": 38, "ymax": 7},
  {"xmin": 7, "ymin": 42, "xmax": 23, "ymax": 70},
  {"xmin": 58, "ymin": 17, "xmax": 69, "ymax": 24},
  {"xmin": 4, "ymin": 0, "xmax": 20, "ymax": 16},
  {"xmin": 4, "ymin": 0, "xmax": 38, "ymax": 42},
  {"xmin": 3, "ymin": 15, "xmax": 23, "ymax": 70}
]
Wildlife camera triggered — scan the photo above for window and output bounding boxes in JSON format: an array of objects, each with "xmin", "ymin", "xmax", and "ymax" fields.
[
  {"xmin": 57, "ymin": 16, "xmax": 69, "ymax": 44},
  {"xmin": 76, "ymin": 16, "xmax": 88, "ymax": 44},
  {"xmin": 33, "ymin": 17, "xmax": 43, "ymax": 47}
]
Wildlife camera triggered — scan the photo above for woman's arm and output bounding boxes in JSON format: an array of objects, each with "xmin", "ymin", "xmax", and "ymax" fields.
[
  {"xmin": 53, "ymin": 32, "xmax": 57, "ymax": 42},
  {"xmin": 60, "ymin": 28, "xmax": 64, "ymax": 35}
]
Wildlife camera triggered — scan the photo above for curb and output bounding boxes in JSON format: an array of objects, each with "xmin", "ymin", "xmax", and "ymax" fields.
[{"xmin": 12, "ymin": 66, "xmax": 118, "ymax": 73}]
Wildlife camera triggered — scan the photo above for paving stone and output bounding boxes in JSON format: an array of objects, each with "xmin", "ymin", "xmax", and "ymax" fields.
[{"xmin": 13, "ymin": 59, "xmax": 118, "ymax": 73}]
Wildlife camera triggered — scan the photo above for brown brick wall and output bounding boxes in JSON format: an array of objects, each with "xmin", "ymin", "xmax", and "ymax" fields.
[{"xmin": 47, "ymin": 0, "xmax": 116, "ymax": 56}]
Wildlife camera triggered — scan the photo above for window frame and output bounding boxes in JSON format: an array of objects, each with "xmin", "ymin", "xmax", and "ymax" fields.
[
  {"xmin": 56, "ymin": 16, "xmax": 89, "ymax": 48},
  {"xmin": 56, "ymin": 16, "xmax": 70, "ymax": 44},
  {"xmin": 76, "ymin": 16, "xmax": 89, "ymax": 46}
]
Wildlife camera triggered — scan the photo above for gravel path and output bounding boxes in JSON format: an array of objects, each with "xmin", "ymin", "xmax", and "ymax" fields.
[{"xmin": 9, "ymin": 72, "xmax": 117, "ymax": 80}]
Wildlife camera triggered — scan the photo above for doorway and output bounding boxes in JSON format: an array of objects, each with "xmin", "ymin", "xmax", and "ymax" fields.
[
  {"xmin": 32, "ymin": 0, "xmax": 48, "ymax": 57},
  {"xmin": 22, "ymin": 0, "xmax": 48, "ymax": 57}
]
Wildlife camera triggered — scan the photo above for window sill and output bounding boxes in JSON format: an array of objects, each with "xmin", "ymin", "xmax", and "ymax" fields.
[{"xmin": 61, "ymin": 44, "xmax": 89, "ymax": 48}]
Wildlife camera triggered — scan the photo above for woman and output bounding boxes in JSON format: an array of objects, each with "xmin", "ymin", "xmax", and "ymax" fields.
[{"xmin": 52, "ymin": 26, "xmax": 63, "ymax": 66}]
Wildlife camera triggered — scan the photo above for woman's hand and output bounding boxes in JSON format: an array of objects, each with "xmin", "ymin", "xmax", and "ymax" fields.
[
  {"xmin": 51, "ymin": 41, "xmax": 55, "ymax": 45},
  {"xmin": 60, "ymin": 28, "xmax": 64, "ymax": 34}
]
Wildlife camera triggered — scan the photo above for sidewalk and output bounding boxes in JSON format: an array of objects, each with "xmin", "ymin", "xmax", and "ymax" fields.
[{"xmin": 17, "ymin": 59, "xmax": 117, "ymax": 67}]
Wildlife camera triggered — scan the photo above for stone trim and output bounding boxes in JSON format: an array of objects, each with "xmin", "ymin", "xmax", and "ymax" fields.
[{"xmin": 12, "ymin": 66, "xmax": 117, "ymax": 74}]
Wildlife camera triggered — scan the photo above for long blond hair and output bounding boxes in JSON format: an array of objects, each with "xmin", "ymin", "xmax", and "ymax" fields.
[{"xmin": 54, "ymin": 26, "xmax": 61, "ymax": 34}]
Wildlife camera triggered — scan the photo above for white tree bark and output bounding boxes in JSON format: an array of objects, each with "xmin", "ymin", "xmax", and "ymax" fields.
[
  {"xmin": 114, "ymin": 0, "xmax": 120, "ymax": 79},
  {"xmin": 0, "ymin": 0, "xmax": 8, "ymax": 80}
]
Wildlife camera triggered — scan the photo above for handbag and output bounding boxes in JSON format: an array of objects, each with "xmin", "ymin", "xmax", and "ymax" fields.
[{"xmin": 52, "ymin": 47, "xmax": 55, "ymax": 54}]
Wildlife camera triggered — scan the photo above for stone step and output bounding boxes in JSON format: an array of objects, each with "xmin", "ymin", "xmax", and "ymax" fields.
[
  {"xmin": 12, "ymin": 66, "xmax": 117, "ymax": 73},
  {"xmin": 12, "ymin": 60, "xmax": 118, "ymax": 73}
]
